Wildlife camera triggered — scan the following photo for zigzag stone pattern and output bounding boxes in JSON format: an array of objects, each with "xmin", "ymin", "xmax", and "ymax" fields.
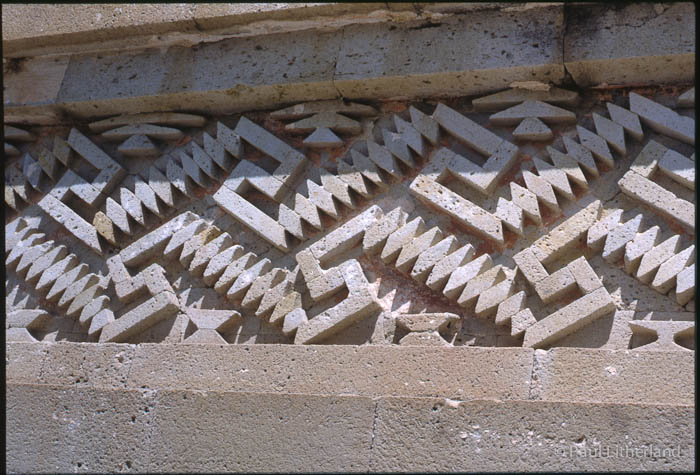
[{"xmin": 4, "ymin": 86, "xmax": 695, "ymax": 350}]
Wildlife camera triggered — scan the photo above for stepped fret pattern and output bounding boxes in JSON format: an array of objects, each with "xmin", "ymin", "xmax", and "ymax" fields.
[{"xmin": 5, "ymin": 86, "xmax": 695, "ymax": 350}]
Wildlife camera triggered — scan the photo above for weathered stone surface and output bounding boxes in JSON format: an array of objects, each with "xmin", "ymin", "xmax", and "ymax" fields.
[
  {"xmin": 39, "ymin": 194, "xmax": 103, "ymax": 255},
  {"xmin": 302, "ymin": 126, "xmax": 343, "ymax": 148},
  {"xmin": 629, "ymin": 320, "xmax": 695, "ymax": 350},
  {"xmin": 534, "ymin": 268, "xmax": 576, "ymax": 304},
  {"xmin": 443, "ymin": 254, "xmax": 491, "ymax": 300},
  {"xmin": 623, "ymin": 225, "xmax": 660, "ymax": 274},
  {"xmin": 495, "ymin": 291, "xmax": 526, "ymax": 326},
  {"xmin": 214, "ymin": 185, "xmax": 289, "ymax": 252},
  {"xmin": 490, "ymin": 100, "xmax": 576, "ymax": 125},
  {"xmin": 281, "ymin": 308, "xmax": 308, "ymax": 336},
  {"xmin": 675, "ymin": 264, "xmax": 695, "ymax": 306},
  {"xmin": 562, "ymin": 135, "xmax": 598, "ymax": 176},
  {"xmin": 512, "ymin": 117, "xmax": 553, "ymax": 141},
  {"xmin": 102, "ymin": 123, "xmax": 183, "ymax": 141},
  {"xmin": 658, "ymin": 148, "xmax": 694, "ymax": 190},
  {"xmin": 523, "ymin": 287, "xmax": 615, "ymax": 349},
  {"xmin": 531, "ymin": 200, "xmax": 601, "ymax": 265},
  {"xmin": 618, "ymin": 170, "xmax": 694, "ymax": 231},
  {"xmin": 602, "ymin": 214, "xmax": 643, "ymax": 263},
  {"xmin": 522, "ymin": 170, "xmax": 559, "ymax": 213},
  {"xmin": 125, "ymin": 344, "xmax": 535, "ymax": 399},
  {"xmin": 510, "ymin": 308, "xmax": 536, "ymax": 337},
  {"xmin": 629, "ymin": 92, "xmax": 694, "ymax": 145},
  {"xmin": 473, "ymin": 86, "xmax": 579, "ymax": 111},
  {"xmin": 271, "ymin": 99, "xmax": 377, "ymax": 119},
  {"xmin": 295, "ymin": 260, "xmax": 380, "ymax": 344},
  {"xmin": 410, "ymin": 175, "xmax": 505, "ymax": 244},
  {"xmin": 395, "ymin": 313, "xmax": 459, "ymax": 332},
  {"xmin": 636, "ymin": 235, "xmax": 681, "ymax": 284},
  {"xmin": 606, "ymin": 102, "xmax": 644, "ymax": 141},
  {"xmin": 88, "ymin": 112, "xmax": 206, "ymax": 132},
  {"xmin": 592, "ymin": 112, "xmax": 626, "ymax": 156},
  {"xmin": 587, "ymin": 209, "xmax": 623, "ymax": 252},
  {"xmin": 651, "ymin": 245, "xmax": 695, "ymax": 295},
  {"xmin": 287, "ymin": 111, "xmax": 361, "ymax": 135},
  {"xmin": 117, "ymin": 134, "xmax": 159, "ymax": 158},
  {"xmin": 3, "ymin": 13, "xmax": 699, "ymax": 472},
  {"xmin": 213, "ymin": 251, "xmax": 255, "ymax": 294},
  {"xmin": 531, "ymin": 347, "xmax": 694, "ymax": 404},
  {"xmin": 426, "ymin": 243, "xmax": 474, "ymax": 291},
  {"xmin": 100, "ymin": 291, "xmax": 180, "ymax": 342}
]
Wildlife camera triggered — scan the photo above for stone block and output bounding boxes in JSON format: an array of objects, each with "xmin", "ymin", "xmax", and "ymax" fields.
[
  {"xmin": 213, "ymin": 185, "xmax": 289, "ymax": 252},
  {"xmin": 38, "ymin": 194, "xmax": 103, "ymax": 255},
  {"xmin": 6, "ymin": 342, "xmax": 48, "ymax": 384},
  {"xmin": 629, "ymin": 92, "xmax": 694, "ymax": 145},
  {"xmin": 100, "ymin": 291, "xmax": 180, "ymax": 342},
  {"xmin": 371, "ymin": 397, "xmax": 693, "ymax": 471},
  {"xmin": 6, "ymin": 385, "xmax": 154, "ymax": 473},
  {"xmin": 534, "ymin": 267, "xmax": 576, "ymax": 304},
  {"xmin": 126, "ymin": 344, "xmax": 534, "ymax": 399},
  {"xmin": 530, "ymin": 347, "xmax": 694, "ymax": 404},
  {"xmin": 38, "ymin": 343, "xmax": 136, "ymax": 388},
  {"xmin": 564, "ymin": 2, "xmax": 695, "ymax": 87},
  {"xmin": 523, "ymin": 287, "xmax": 615, "ymax": 349}
]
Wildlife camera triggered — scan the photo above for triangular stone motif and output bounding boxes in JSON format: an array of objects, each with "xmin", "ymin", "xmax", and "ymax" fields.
[
  {"xmin": 117, "ymin": 134, "xmax": 159, "ymax": 158},
  {"xmin": 303, "ymin": 127, "xmax": 343, "ymax": 148},
  {"xmin": 473, "ymin": 86, "xmax": 580, "ymax": 111},
  {"xmin": 286, "ymin": 111, "xmax": 361, "ymax": 134},
  {"xmin": 512, "ymin": 117, "xmax": 553, "ymax": 141},
  {"xmin": 490, "ymin": 100, "xmax": 576, "ymax": 125}
]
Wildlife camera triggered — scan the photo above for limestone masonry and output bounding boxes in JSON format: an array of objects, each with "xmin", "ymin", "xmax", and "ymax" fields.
[{"xmin": 3, "ymin": 2, "xmax": 696, "ymax": 473}]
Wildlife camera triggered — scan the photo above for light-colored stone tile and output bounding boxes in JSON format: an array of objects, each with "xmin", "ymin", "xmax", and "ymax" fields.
[
  {"xmin": 592, "ymin": 112, "xmax": 626, "ymax": 156},
  {"xmin": 658, "ymin": 148, "xmax": 694, "ymax": 190},
  {"xmin": 606, "ymin": 102, "xmax": 643, "ymax": 141},
  {"xmin": 601, "ymin": 213, "xmax": 643, "ymax": 264},
  {"xmin": 636, "ymin": 235, "xmax": 681, "ymax": 284},
  {"xmin": 651, "ymin": 245, "xmax": 695, "ymax": 295},
  {"xmin": 100, "ymin": 291, "xmax": 180, "ymax": 342},
  {"xmin": 523, "ymin": 287, "xmax": 615, "ymax": 348},
  {"xmin": 629, "ymin": 92, "xmax": 694, "ymax": 145}
]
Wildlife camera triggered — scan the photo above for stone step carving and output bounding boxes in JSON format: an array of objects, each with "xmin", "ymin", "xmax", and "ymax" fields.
[
  {"xmin": 586, "ymin": 207, "xmax": 694, "ymax": 304},
  {"xmin": 618, "ymin": 140, "xmax": 694, "ymax": 231},
  {"xmin": 7, "ymin": 88, "xmax": 696, "ymax": 349},
  {"xmin": 363, "ymin": 206, "xmax": 519, "ymax": 324},
  {"xmin": 509, "ymin": 201, "xmax": 617, "ymax": 347},
  {"xmin": 629, "ymin": 92, "xmax": 694, "ymax": 145},
  {"xmin": 5, "ymin": 217, "xmax": 109, "ymax": 331}
]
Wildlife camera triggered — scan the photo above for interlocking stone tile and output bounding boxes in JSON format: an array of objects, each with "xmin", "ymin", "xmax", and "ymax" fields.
[
  {"xmin": 5, "ymin": 88, "xmax": 695, "ymax": 353},
  {"xmin": 629, "ymin": 92, "xmax": 694, "ymax": 145}
]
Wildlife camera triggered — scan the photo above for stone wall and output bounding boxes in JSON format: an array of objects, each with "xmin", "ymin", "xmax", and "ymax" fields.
[{"xmin": 4, "ymin": 2, "xmax": 695, "ymax": 472}]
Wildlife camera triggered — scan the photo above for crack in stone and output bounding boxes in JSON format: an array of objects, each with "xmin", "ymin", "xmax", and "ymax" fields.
[
  {"xmin": 330, "ymin": 26, "xmax": 346, "ymax": 100},
  {"xmin": 367, "ymin": 398, "xmax": 380, "ymax": 469}
]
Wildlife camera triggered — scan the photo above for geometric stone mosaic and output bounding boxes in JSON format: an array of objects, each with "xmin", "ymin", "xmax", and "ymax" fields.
[{"xmin": 5, "ymin": 85, "xmax": 695, "ymax": 349}]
